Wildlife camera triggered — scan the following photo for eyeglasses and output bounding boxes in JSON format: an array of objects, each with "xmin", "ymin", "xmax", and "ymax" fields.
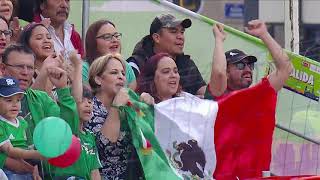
[
  {"xmin": 0, "ymin": 30, "xmax": 12, "ymax": 37},
  {"xmin": 4, "ymin": 63, "xmax": 34, "ymax": 72},
  {"xmin": 96, "ymin": 32, "xmax": 122, "ymax": 41},
  {"xmin": 234, "ymin": 61, "xmax": 255, "ymax": 70}
]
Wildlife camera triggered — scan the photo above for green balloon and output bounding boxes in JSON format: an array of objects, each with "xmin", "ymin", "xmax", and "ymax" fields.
[{"xmin": 33, "ymin": 117, "xmax": 72, "ymax": 158}]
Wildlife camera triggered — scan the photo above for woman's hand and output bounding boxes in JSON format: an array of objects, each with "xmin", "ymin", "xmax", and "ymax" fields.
[
  {"xmin": 112, "ymin": 88, "xmax": 130, "ymax": 107},
  {"xmin": 68, "ymin": 50, "xmax": 82, "ymax": 67},
  {"xmin": 65, "ymin": 50, "xmax": 81, "ymax": 83},
  {"xmin": 47, "ymin": 67, "xmax": 68, "ymax": 89},
  {"xmin": 140, "ymin": 92, "xmax": 155, "ymax": 105},
  {"xmin": 41, "ymin": 53, "xmax": 63, "ymax": 73},
  {"xmin": 102, "ymin": 88, "xmax": 128, "ymax": 142}
]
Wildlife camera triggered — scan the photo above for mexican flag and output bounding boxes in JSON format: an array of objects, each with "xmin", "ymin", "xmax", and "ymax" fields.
[
  {"xmin": 124, "ymin": 78, "xmax": 277, "ymax": 180},
  {"xmin": 155, "ymin": 92, "xmax": 217, "ymax": 179}
]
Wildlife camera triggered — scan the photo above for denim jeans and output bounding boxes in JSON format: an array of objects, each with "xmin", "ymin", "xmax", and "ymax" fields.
[{"xmin": 3, "ymin": 168, "xmax": 33, "ymax": 180}]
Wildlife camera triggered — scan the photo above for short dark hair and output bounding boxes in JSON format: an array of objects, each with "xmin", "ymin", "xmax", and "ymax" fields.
[
  {"xmin": 85, "ymin": 19, "xmax": 116, "ymax": 65},
  {"xmin": 2, "ymin": 44, "xmax": 35, "ymax": 64},
  {"xmin": 82, "ymin": 85, "xmax": 93, "ymax": 100}
]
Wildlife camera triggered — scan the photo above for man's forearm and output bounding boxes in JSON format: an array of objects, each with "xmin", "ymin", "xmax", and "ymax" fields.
[
  {"xmin": 71, "ymin": 64, "xmax": 83, "ymax": 103},
  {"xmin": 5, "ymin": 157, "xmax": 33, "ymax": 173},
  {"xmin": 209, "ymin": 39, "xmax": 227, "ymax": 96},
  {"xmin": 6, "ymin": 146, "xmax": 41, "ymax": 160},
  {"xmin": 261, "ymin": 31, "xmax": 293, "ymax": 91},
  {"xmin": 260, "ymin": 33, "xmax": 290, "ymax": 69}
]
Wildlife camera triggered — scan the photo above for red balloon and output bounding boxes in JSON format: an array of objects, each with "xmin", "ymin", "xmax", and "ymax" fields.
[{"xmin": 48, "ymin": 135, "xmax": 81, "ymax": 168}]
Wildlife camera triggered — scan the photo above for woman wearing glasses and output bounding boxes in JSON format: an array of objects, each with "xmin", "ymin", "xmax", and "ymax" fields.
[
  {"xmin": 83, "ymin": 20, "xmax": 137, "ymax": 90},
  {"xmin": 0, "ymin": 15, "xmax": 11, "ymax": 75}
]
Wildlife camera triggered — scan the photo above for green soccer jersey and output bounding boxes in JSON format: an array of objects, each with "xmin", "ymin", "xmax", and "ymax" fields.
[
  {"xmin": 51, "ymin": 130, "xmax": 102, "ymax": 180},
  {"xmin": 0, "ymin": 116, "xmax": 28, "ymax": 149}
]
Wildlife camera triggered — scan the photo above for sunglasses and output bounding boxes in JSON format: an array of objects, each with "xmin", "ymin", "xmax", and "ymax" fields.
[{"xmin": 234, "ymin": 61, "xmax": 255, "ymax": 70}]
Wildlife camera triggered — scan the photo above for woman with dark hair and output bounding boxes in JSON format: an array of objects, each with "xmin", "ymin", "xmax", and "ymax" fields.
[
  {"xmin": 17, "ymin": 23, "xmax": 68, "ymax": 98},
  {"xmin": 137, "ymin": 52, "xmax": 181, "ymax": 103},
  {"xmin": 18, "ymin": 23, "xmax": 54, "ymax": 68},
  {"xmin": 83, "ymin": 19, "xmax": 137, "ymax": 89},
  {"xmin": 85, "ymin": 20, "xmax": 117, "ymax": 65}
]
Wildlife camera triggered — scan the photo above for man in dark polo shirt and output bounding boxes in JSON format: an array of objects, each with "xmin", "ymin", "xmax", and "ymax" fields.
[{"xmin": 127, "ymin": 14, "xmax": 207, "ymax": 96}]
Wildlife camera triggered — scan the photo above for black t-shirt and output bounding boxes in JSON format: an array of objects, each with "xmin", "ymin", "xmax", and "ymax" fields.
[{"xmin": 175, "ymin": 54, "xmax": 206, "ymax": 95}]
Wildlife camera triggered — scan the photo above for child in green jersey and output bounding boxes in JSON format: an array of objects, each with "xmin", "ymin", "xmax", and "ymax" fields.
[
  {"xmin": 50, "ymin": 51, "xmax": 102, "ymax": 180},
  {"xmin": 0, "ymin": 77, "xmax": 43, "ymax": 180},
  {"xmin": 51, "ymin": 85, "xmax": 102, "ymax": 180}
]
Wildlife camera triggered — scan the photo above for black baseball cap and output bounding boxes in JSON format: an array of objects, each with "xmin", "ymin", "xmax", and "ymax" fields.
[
  {"xmin": 150, "ymin": 14, "xmax": 192, "ymax": 35},
  {"xmin": 0, "ymin": 77, "xmax": 24, "ymax": 97},
  {"xmin": 225, "ymin": 49, "xmax": 257, "ymax": 64}
]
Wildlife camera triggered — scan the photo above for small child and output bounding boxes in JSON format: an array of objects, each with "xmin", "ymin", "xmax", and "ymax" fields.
[
  {"xmin": 50, "ymin": 51, "xmax": 102, "ymax": 180},
  {"xmin": 51, "ymin": 86, "xmax": 102, "ymax": 180},
  {"xmin": 0, "ymin": 77, "xmax": 43, "ymax": 180}
]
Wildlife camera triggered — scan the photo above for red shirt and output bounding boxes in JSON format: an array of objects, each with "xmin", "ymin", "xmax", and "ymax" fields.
[{"xmin": 212, "ymin": 78, "xmax": 278, "ymax": 179}]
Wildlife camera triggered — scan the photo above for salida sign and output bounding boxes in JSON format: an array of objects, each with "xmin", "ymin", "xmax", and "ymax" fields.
[{"xmin": 284, "ymin": 59, "xmax": 320, "ymax": 101}]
